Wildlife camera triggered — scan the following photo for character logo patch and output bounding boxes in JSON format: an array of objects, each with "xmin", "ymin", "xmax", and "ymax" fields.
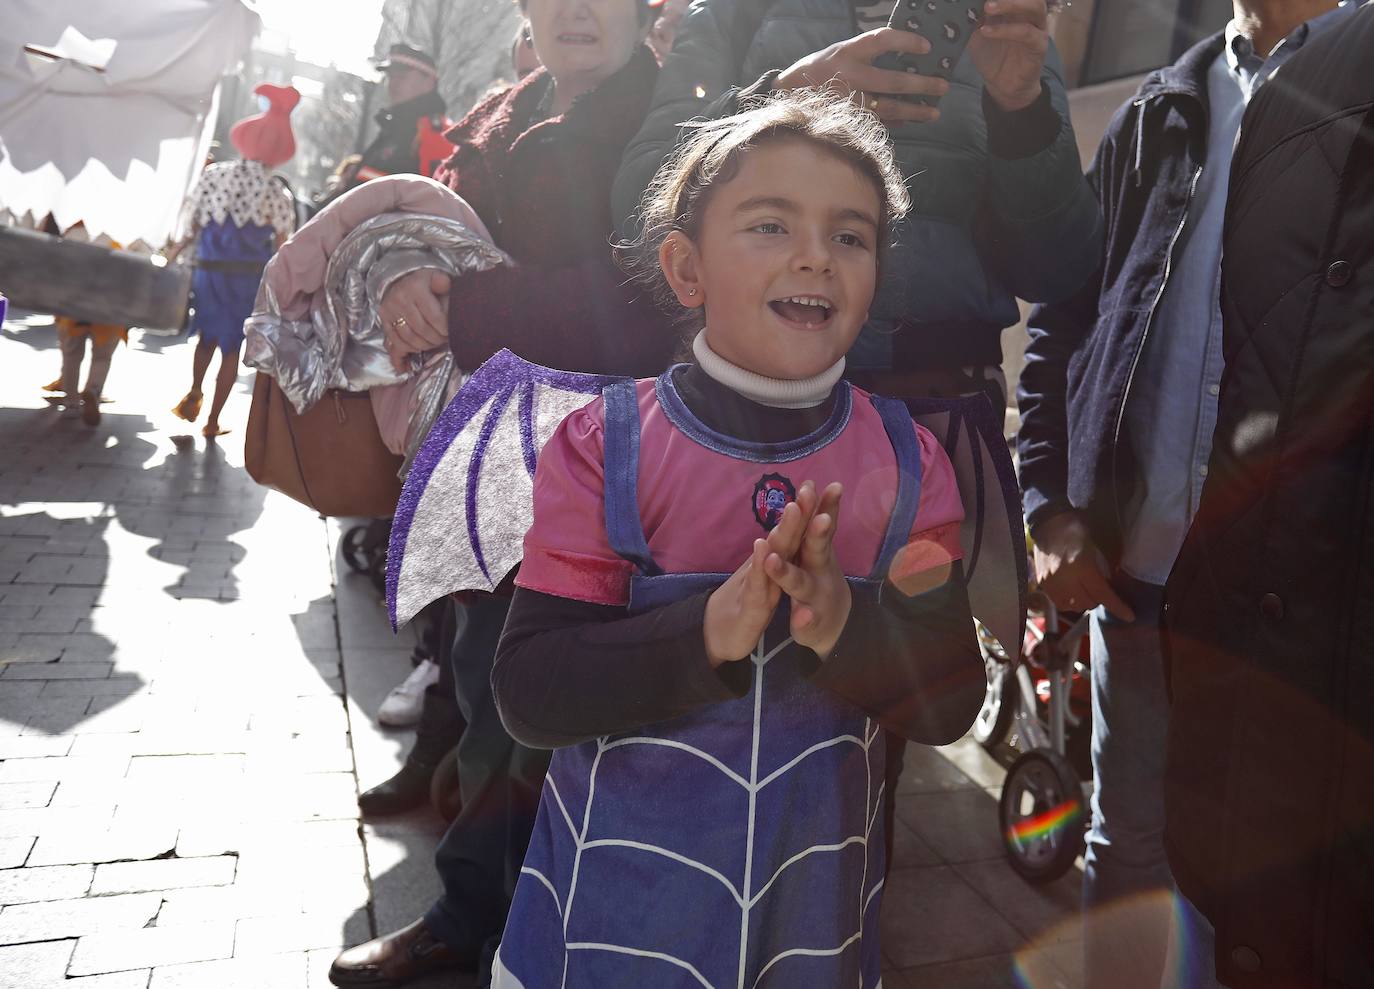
[{"xmin": 752, "ymin": 473, "xmax": 797, "ymax": 532}]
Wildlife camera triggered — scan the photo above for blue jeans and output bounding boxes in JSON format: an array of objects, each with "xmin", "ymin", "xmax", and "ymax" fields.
[
  {"xmin": 1084, "ymin": 576, "xmax": 1218, "ymax": 989},
  {"xmin": 1083, "ymin": 576, "xmax": 1223, "ymax": 989}
]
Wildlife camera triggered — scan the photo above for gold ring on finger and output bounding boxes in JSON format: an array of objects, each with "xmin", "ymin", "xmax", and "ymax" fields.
[
  {"xmin": 867, "ymin": 93, "xmax": 880, "ymax": 113},
  {"xmin": 392, "ymin": 316, "xmax": 408, "ymax": 330}
]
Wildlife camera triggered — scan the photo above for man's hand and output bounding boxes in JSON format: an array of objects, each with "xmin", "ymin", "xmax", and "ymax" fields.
[
  {"xmin": 1031, "ymin": 511, "xmax": 1135, "ymax": 621},
  {"xmin": 967, "ymin": 0, "xmax": 1050, "ymax": 112},
  {"xmin": 774, "ymin": 28, "xmax": 948, "ymax": 125},
  {"xmin": 762, "ymin": 482, "xmax": 852, "ymax": 659},
  {"xmin": 380, "ymin": 269, "xmax": 452, "ymax": 372}
]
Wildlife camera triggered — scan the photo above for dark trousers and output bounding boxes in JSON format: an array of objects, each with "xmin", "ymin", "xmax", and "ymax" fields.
[{"xmin": 424, "ymin": 595, "xmax": 551, "ymax": 978}]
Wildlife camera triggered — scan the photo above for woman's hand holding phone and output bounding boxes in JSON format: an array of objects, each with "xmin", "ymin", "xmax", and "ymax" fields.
[
  {"xmin": 772, "ymin": 28, "xmax": 949, "ymax": 125},
  {"xmin": 775, "ymin": 0, "xmax": 1050, "ymax": 122},
  {"xmin": 968, "ymin": 0, "xmax": 1050, "ymax": 112}
]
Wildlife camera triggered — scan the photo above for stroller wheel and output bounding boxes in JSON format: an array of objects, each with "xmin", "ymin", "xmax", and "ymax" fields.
[
  {"xmin": 341, "ymin": 525, "xmax": 372, "ymax": 574},
  {"xmin": 972, "ymin": 622, "xmax": 1016, "ymax": 750},
  {"xmin": 430, "ymin": 746, "xmax": 462, "ymax": 823},
  {"xmin": 999, "ymin": 748, "xmax": 1086, "ymax": 884}
]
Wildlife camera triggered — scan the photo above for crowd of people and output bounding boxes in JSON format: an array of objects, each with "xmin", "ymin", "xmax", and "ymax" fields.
[{"xmin": 38, "ymin": 0, "xmax": 1373, "ymax": 984}]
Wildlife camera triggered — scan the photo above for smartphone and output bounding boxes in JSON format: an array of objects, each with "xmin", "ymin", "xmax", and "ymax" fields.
[{"xmin": 873, "ymin": 0, "xmax": 987, "ymax": 105}]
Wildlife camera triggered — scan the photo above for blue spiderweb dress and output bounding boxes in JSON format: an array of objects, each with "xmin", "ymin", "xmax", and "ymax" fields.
[{"xmin": 491, "ymin": 375, "xmax": 936, "ymax": 989}]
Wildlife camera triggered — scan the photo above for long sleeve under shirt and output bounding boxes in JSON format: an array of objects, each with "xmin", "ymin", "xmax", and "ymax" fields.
[{"xmin": 491, "ymin": 364, "xmax": 985, "ymax": 751}]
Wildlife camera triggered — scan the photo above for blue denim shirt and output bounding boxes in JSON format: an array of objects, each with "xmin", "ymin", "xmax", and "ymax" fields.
[{"xmin": 1118, "ymin": 1, "xmax": 1356, "ymax": 586}]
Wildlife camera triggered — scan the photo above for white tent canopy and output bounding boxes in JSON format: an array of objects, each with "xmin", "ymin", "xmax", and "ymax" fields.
[{"xmin": 0, "ymin": 0, "xmax": 261, "ymax": 247}]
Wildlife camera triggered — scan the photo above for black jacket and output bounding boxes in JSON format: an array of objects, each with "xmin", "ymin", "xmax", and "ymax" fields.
[
  {"xmin": 357, "ymin": 88, "xmax": 448, "ymax": 181},
  {"xmin": 1015, "ymin": 33, "xmax": 1224, "ymax": 557},
  {"xmin": 435, "ymin": 46, "xmax": 676, "ymax": 379},
  {"xmin": 1163, "ymin": 6, "xmax": 1374, "ymax": 987}
]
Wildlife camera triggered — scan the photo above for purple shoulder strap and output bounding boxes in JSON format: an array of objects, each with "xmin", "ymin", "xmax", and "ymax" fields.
[
  {"xmin": 869, "ymin": 395, "xmax": 924, "ymax": 581},
  {"xmin": 602, "ymin": 378, "xmax": 663, "ymax": 577}
]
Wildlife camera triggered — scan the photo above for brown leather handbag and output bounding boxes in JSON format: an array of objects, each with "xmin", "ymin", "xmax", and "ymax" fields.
[{"xmin": 244, "ymin": 373, "xmax": 404, "ymax": 518}]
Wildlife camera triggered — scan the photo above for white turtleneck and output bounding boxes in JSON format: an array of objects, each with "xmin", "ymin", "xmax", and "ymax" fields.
[{"xmin": 692, "ymin": 331, "xmax": 845, "ymax": 410}]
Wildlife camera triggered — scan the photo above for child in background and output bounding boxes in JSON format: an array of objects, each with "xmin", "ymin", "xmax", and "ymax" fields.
[
  {"xmin": 488, "ymin": 90, "xmax": 986, "ymax": 988},
  {"xmin": 39, "ymin": 225, "xmax": 127, "ymax": 426},
  {"xmin": 48, "ymin": 316, "xmax": 126, "ymax": 426}
]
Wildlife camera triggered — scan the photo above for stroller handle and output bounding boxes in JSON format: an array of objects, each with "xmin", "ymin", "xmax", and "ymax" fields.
[{"xmin": 1026, "ymin": 590, "xmax": 1093, "ymax": 666}]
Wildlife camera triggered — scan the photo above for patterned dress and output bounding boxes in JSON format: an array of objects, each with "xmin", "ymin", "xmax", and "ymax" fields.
[
  {"xmin": 180, "ymin": 160, "xmax": 295, "ymax": 352},
  {"xmin": 491, "ymin": 370, "xmax": 964, "ymax": 988}
]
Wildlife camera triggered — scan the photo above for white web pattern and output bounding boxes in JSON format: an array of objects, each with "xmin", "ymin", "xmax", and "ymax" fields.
[{"xmin": 547, "ymin": 634, "xmax": 883, "ymax": 989}]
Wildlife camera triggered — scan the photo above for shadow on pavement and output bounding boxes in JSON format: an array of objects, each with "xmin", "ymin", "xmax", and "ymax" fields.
[
  {"xmin": 0, "ymin": 312, "xmax": 59, "ymax": 351},
  {"xmin": 307, "ymin": 524, "xmax": 471, "ymax": 986},
  {"xmin": 0, "ymin": 401, "xmax": 266, "ymax": 734},
  {"xmin": 129, "ymin": 329, "xmax": 187, "ymax": 356}
]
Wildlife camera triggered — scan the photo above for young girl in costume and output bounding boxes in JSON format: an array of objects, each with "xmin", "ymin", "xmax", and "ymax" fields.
[{"xmin": 489, "ymin": 89, "xmax": 986, "ymax": 988}]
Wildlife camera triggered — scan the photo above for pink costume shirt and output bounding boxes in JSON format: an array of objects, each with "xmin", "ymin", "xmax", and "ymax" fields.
[{"xmin": 517, "ymin": 377, "xmax": 964, "ymax": 604}]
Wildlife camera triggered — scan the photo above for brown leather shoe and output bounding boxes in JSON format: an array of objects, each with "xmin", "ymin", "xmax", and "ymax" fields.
[{"xmin": 328, "ymin": 918, "xmax": 474, "ymax": 987}]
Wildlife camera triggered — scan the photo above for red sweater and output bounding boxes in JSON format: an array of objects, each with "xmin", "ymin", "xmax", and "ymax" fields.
[{"xmin": 435, "ymin": 46, "xmax": 676, "ymax": 378}]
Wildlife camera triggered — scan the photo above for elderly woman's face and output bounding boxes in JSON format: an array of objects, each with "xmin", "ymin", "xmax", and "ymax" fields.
[{"xmin": 526, "ymin": 0, "xmax": 643, "ymax": 90}]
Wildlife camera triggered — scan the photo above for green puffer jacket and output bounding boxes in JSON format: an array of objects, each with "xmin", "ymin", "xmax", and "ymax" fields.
[{"xmin": 612, "ymin": 0, "xmax": 1102, "ymax": 371}]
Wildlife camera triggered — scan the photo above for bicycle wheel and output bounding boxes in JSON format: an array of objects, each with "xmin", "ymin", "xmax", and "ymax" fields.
[{"xmin": 999, "ymin": 748, "xmax": 1086, "ymax": 884}]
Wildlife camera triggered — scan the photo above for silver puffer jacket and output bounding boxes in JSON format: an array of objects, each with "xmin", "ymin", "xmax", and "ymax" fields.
[
  {"xmin": 245, "ymin": 210, "xmax": 507, "ymax": 409},
  {"xmin": 244, "ymin": 209, "xmax": 509, "ymax": 461}
]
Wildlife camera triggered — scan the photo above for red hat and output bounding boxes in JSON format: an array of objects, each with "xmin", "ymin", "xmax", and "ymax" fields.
[{"xmin": 229, "ymin": 83, "xmax": 300, "ymax": 167}]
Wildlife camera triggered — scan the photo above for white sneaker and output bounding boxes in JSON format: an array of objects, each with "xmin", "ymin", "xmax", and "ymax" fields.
[{"xmin": 377, "ymin": 658, "xmax": 440, "ymax": 727}]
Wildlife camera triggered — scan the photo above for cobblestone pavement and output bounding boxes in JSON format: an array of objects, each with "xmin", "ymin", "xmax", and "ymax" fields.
[{"xmin": 0, "ymin": 316, "xmax": 1083, "ymax": 988}]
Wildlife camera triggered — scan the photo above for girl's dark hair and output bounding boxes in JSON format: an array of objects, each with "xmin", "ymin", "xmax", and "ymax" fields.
[{"xmin": 618, "ymin": 87, "xmax": 911, "ymax": 328}]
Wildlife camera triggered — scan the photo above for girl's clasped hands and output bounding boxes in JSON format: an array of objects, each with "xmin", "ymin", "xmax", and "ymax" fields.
[{"xmin": 704, "ymin": 479, "xmax": 852, "ymax": 667}]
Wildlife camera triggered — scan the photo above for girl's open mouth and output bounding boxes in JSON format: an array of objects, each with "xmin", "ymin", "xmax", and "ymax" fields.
[
  {"xmin": 769, "ymin": 296, "xmax": 834, "ymax": 327},
  {"xmin": 557, "ymin": 33, "xmax": 599, "ymax": 44}
]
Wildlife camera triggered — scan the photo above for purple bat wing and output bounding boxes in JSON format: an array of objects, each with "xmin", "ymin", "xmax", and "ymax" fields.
[{"xmin": 387, "ymin": 349, "xmax": 625, "ymax": 629}]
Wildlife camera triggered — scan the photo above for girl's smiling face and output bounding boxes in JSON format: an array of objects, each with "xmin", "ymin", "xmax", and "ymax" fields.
[{"xmin": 660, "ymin": 137, "xmax": 882, "ymax": 381}]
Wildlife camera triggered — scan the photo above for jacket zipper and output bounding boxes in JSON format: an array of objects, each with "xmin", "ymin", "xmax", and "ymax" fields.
[{"xmin": 1111, "ymin": 96, "xmax": 1204, "ymax": 538}]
